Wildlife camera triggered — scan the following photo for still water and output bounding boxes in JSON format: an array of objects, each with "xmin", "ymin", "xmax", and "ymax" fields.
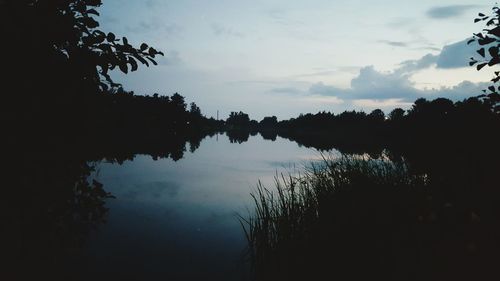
[{"xmin": 80, "ymin": 134, "xmax": 330, "ymax": 280}]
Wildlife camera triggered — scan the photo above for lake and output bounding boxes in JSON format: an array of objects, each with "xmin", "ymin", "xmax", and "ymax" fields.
[{"xmin": 77, "ymin": 133, "xmax": 332, "ymax": 280}]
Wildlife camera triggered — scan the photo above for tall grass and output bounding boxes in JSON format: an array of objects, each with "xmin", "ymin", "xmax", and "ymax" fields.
[{"xmin": 239, "ymin": 154, "xmax": 499, "ymax": 281}]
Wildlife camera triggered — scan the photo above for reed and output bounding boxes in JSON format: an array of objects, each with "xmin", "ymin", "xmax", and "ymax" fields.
[{"xmin": 240, "ymin": 154, "xmax": 431, "ymax": 280}]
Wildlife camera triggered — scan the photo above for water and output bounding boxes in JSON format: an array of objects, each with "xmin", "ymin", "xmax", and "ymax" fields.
[{"xmin": 79, "ymin": 134, "xmax": 328, "ymax": 280}]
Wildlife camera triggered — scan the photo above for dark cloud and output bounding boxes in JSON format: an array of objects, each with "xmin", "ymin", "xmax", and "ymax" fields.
[
  {"xmin": 397, "ymin": 39, "xmax": 475, "ymax": 73},
  {"xmin": 378, "ymin": 40, "xmax": 408, "ymax": 47},
  {"xmin": 435, "ymin": 39, "xmax": 476, "ymax": 68},
  {"xmin": 426, "ymin": 5, "xmax": 479, "ymax": 19},
  {"xmin": 397, "ymin": 53, "xmax": 438, "ymax": 73}
]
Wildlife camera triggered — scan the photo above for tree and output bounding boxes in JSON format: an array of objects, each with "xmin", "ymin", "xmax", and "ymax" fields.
[
  {"xmin": 259, "ymin": 116, "xmax": 278, "ymax": 128},
  {"xmin": 226, "ymin": 111, "xmax": 250, "ymax": 128},
  {"xmin": 1, "ymin": 1, "xmax": 163, "ymax": 94},
  {"xmin": 189, "ymin": 102, "xmax": 202, "ymax": 117},
  {"xmin": 171, "ymin": 93, "xmax": 187, "ymax": 111},
  {"xmin": 388, "ymin": 108, "xmax": 405, "ymax": 121},
  {"xmin": 468, "ymin": 4, "xmax": 500, "ymax": 112},
  {"xmin": 368, "ymin": 109, "xmax": 385, "ymax": 122}
]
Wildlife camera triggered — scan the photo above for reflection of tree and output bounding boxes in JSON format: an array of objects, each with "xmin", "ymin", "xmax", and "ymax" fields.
[
  {"xmin": 227, "ymin": 129, "xmax": 250, "ymax": 144},
  {"xmin": 6, "ymin": 152, "xmax": 113, "ymax": 280}
]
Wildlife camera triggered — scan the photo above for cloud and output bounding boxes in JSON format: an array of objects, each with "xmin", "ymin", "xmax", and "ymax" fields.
[
  {"xmin": 309, "ymin": 65, "xmax": 487, "ymax": 102},
  {"xmin": 426, "ymin": 5, "xmax": 479, "ymax": 19},
  {"xmin": 397, "ymin": 39, "xmax": 476, "ymax": 73},
  {"xmin": 271, "ymin": 37, "xmax": 487, "ymax": 104},
  {"xmin": 435, "ymin": 39, "xmax": 477, "ymax": 68},
  {"xmin": 210, "ymin": 23, "xmax": 244, "ymax": 37},
  {"xmin": 125, "ymin": 19, "xmax": 182, "ymax": 37},
  {"xmin": 378, "ymin": 40, "xmax": 408, "ymax": 47},
  {"xmin": 157, "ymin": 50, "xmax": 182, "ymax": 66},
  {"xmin": 309, "ymin": 67, "xmax": 420, "ymax": 100},
  {"xmin": 269, "ymin": 87, "xmax": 304, "ymax": 95}
]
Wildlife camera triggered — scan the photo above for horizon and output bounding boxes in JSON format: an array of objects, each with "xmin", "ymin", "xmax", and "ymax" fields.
[{"xmin": 99, "ymin": 0, "xmax": 494, "ymax": 120}]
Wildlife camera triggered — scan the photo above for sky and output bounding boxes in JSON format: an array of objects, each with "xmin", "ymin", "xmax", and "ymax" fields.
[{"xmin": 98, "ymin": 0, "xmax": 496, "ymax": 120}]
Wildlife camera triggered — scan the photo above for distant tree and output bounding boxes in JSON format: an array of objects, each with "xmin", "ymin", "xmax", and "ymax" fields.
[
  {"xmin": 260, "ymin": 116, "xmax": 278, "ymax": 127},
  {"xmin": 368, "ymin": 109, "xmax": 385, "ymax": 122},
  {"xmin": 408, "ymin": 98, "xmax": 430, "ymax": 116},
  {"xmin": 189, "ymin": 102, "xmax": 202, "ymax": 117},
  {"xmin": 468, "ymin": 4, "xmax": 500, "ymax": 112},
  {"xmin": 389, "ymin": 108, "xmax": 405, "ymax": 121},
  {"xmin": 171, "ymin": 93, "xmax": 187, "ymax": 111},
  {"xmin": 226, "ymin": 111, "xmax": 250, "ymax": 128}
]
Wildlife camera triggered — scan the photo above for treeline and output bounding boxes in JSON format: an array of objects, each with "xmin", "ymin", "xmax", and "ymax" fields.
[
  {"xmin": 222, "ymin": 95, "xmax": 500, "ymax": 155},
  {"xmin": 84, "ymin": 89, "xmax": 224, "ymax": 162}
]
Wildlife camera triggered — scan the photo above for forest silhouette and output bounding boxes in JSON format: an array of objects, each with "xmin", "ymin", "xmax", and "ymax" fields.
[{"xmin": 3, "ymin": 1, "xmax": 500, "ymax": 281}]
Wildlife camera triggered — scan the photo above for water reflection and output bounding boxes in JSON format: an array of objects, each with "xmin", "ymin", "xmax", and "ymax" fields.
[{"xmin": 8, "ymin": 128, "xmax": 500, "ymax": 280}]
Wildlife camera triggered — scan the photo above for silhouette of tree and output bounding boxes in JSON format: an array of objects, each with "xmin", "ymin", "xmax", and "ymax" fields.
[
  {"xmin": 1, "ymin": 0, "xmax": 163, "ymax": 93},
  {"xmin": 189, "ymin": 102, "xmax": 202, "ymax": 117},
  {"xmin": 259, "ymin": 116, "xmax": 278, "ymax": 128},
  {"xmin": 368, "ymin": 109, "xmax": 385, "ymax": 122},
  {"xmin": 468, "ymin": 4, "xmax": 500, "ymax": 112},
  {"xmin": 226, "ymin": 111, "xmax": 251, "ymax": 128},
  {"xmin": 389, "ymin": 108, "xmax": 405, "ymax": 121}
]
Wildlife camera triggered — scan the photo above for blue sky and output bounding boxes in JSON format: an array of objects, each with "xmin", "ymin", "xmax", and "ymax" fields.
[{"xmin": 99, "ymin": 0, "xmax": 495, "ymax": 120}]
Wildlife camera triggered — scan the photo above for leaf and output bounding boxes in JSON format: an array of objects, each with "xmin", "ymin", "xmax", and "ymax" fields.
[
  {"xmin": 477, "ymin": 48, "xmax": 485, "ymax": 57},
  {"xmin": 140, "ymin": 43, "xmax": 148, "ymax": 51},
  {"xmin": 488, "ymin": 26, "xmax": 500, "ymax": 37},
  {"xmin": 489, "ymin": 86, "xmax": 496, "ymax": 92},
  {"xmin": 478, "ymin": 37, "xmax": 496, "ymax": 45},
  {"xmin": 488, "ymin": 56, "xmax": 500, "ymax": 66},
  {"xmin": 128, "ymin": 57, "xmax": 138, "ymax": 72},
  {"xmin": 477, "ymin": 62, "xmax": 488, "ymax": 70},
  {"xmin": 123, "ymin": 37, "xmax": 129, "ymax": 46},
  {"xmin": 469, "ymin": 60, "xmax": 477, "ymax": 66},
  {"xmin": 146, "ymin": 57, "xmax": 158, "ymax": 66},
  {"xmin": 488, "ymin": 46, "xmax": 499, "ymax": 58},
  {"xmin": 87, "ymin": 9, "xmax": 100, "ymax": 16},
  {"xmin": 119, "ymin": 62, "xmax": 128, "ymax": 74},
  {"xmin": 479, "ymin": 13, "xmax": 486, "ymax": 17},
  {"xmin": 133, "ymin": 54, "xmax": 149, "ymax": 66},
  {"xmin": 467, "ymin": 39, "xmax": 475, "ymax": 44},
  {"xmin": 107, "ymin": 32, "xmax": 115, "ymax": 42},
  {"xmin": 475, "ymin": 18, "xmax": 481, "ymax": 23}
]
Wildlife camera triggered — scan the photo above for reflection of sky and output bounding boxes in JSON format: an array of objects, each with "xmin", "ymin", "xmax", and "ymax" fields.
[{"xmin": 81, "ymin": 134, "xmax": 329, "ymax": 280}]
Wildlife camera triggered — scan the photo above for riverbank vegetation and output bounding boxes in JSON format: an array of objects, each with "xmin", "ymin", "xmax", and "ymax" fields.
[{"xmin": 241, "ymin": 153, "xmax": 500, "ymax": 281}]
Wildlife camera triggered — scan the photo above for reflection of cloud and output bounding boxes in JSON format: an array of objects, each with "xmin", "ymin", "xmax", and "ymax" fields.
[
  {"xmin": 124, "ymin": 181, "xmax": 181, "ymax": 200},
  {"xmin": 426, "ymin": 5, "xmax": 479, "ymax": 19}
]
